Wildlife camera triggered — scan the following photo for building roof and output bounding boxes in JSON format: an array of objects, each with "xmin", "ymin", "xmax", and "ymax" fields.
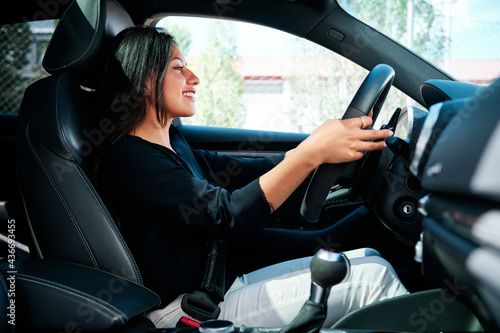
[
  {"xmin": 445, "ymin": 59, "xmax": 500, "ymax": 84},
  {"xmin": 233, "ymin": 57, "xmax": 500, "ymax": 84}
]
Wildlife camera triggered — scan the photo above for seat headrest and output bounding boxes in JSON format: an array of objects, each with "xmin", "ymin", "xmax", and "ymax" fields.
[{"xmin": 42, "ymin": 0, "xmax": 133, "ymax": 89}]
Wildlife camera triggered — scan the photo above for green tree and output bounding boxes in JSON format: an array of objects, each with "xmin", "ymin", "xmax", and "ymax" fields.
[
  {"xmin": 340, "ymin": 0, "xmax": 446, "ymax": 62},
  {"xmin": 168, "ymin": 24, "xmax": 192, "ymax": 55},
  {"xmin": 0, "ymin": 22, "xmax": 32, "ymax": 113},
  {"xmin": 187, "ymin": 21, "xmax": 245, "ymax": 128}
]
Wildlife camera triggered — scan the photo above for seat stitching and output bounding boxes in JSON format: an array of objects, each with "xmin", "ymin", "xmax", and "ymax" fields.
[
  {"xmin": 53, "ymin": 76, "xmax": 135, "ymax": 273},
  {"xmin": 73, "ymin": 164, "xmax": 144, "ymax": 285},
  {"xmin": 55, "ymin": 74, "xmax": 77, "ymax": 161},
  {"xmin": 14, "ymin": 275, "xmax": 127, "ymax": 324},
  {"xmin": 24, "ymin": 125, "xmax": 99, "ymax": 269},
  {"xmin": 28, "ymin": 73, "xmax": 143, "ymax": 285},
  {"xmin": 56, "ymin": 261, "xmax": 160, "ymax": 303},
  {"xmin": 43, "ymin": 1, "xmax": 101, "ymax": 72}
]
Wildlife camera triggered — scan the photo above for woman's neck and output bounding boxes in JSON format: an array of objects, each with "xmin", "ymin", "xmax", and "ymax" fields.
[{"xmin": 130, "ymin": 117, "xmax": 176, "ymax": 152}]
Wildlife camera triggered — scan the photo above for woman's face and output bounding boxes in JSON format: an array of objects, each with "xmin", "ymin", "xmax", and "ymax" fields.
[{"xmin": 161, "ymin": 45, "xmax": 200, "ymax": 119}]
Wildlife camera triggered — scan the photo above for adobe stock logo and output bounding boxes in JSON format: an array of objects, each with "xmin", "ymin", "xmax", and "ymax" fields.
[{"xmin": 408, "ymin": 278, "xmax": 467, "ymax": 332}]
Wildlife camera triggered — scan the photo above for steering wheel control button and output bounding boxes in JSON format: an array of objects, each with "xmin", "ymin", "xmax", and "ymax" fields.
[{"xmin": 199, "ymin": 320, "xmax": 235, "ymax": 333}]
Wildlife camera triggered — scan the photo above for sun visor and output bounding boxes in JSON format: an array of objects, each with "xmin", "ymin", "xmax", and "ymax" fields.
[{"xmin": 420, "ymin": 78, "xmax": 500, "ymax": 202}]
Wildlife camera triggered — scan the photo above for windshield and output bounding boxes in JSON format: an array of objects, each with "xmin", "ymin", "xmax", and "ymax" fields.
[{"xmin": 338, "ymin": 0, "xmax": 500, "ymax": 84}]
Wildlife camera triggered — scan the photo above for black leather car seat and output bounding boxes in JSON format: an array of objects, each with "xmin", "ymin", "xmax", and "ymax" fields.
[{"xmin": 16, "ymin": 0, "xmax": 141, "ymax": 283}]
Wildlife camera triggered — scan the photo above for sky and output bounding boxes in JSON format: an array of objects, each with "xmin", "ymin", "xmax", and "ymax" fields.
[{"xmin": 448, "ymin": 0, "xmax": 500, "ymax": 59}]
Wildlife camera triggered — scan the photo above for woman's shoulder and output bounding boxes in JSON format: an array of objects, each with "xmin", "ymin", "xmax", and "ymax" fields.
[
  {"xmin": 100, "ymin": 135, "xmax": 183, "ymax": 180},
  {"xmin": 105, "ymin": 135, "xmax": 172, "ymax": 163}
]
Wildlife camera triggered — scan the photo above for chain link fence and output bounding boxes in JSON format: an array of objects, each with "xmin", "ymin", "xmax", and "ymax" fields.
[{"xmin": 0, "ymin": 21, "xmax": 53, "ymax": 114}]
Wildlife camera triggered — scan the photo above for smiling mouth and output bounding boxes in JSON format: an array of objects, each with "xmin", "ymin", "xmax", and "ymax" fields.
[{"xmin": 183, "ymin": 91, "xmax": 195, "ymax": 101}]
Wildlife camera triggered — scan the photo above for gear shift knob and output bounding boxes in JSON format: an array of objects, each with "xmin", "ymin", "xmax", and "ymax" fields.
[
  {"xmin": 279, "ymin": 249, "xmax": 351, "ymax": 333},
  {"xmin": 309, "ymin": 249, "xmax": 350, "ymax": 304}
]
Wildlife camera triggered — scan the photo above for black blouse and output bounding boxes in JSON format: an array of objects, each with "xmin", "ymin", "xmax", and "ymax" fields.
[{"xmin": 98, "ymin": 126, "xmax": 284, "ymax": 305}]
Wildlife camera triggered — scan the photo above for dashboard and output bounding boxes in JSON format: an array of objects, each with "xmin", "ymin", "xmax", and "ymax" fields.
[{"xmin": 409, "ymin": 77, "xmax": 500, "ymax": 331}]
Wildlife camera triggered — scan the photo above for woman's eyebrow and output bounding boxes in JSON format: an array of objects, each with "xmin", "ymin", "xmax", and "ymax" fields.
[{"xmin": 172, "ymin": 56, "xmax": 187, "ymax": 66}]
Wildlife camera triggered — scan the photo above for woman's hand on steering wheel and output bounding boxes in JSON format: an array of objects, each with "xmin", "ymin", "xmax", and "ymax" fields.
[
  {"xmin": 300, "ymin": 64, "xmax": 396, "ymax": 222},
  {"xmin": 299, "ymin": 116, "xmax": 393, "ymax": 167}
]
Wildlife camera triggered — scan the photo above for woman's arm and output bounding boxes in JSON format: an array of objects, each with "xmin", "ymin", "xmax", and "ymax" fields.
[
  {"xmin": 194, "ymin": 149, "xmax": 284, "ymax": 193},
  {"xmin": 259, "ymin": 116, "xmax": 393, "ymax": 212},
  {"xmin": 99, "ymin": 136, "xmax": 280, "ymax": 238}
]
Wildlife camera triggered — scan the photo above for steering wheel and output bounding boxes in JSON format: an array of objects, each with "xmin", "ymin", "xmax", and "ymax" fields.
[{"xmin": 300, "ymin": 64, "xmax": 395, "ymax": 222}]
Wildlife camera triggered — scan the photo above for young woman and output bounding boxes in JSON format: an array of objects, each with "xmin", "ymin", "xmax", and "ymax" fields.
[{"xmin": 96, "ymin": 25, "xmax": 407, "ymax": 328}]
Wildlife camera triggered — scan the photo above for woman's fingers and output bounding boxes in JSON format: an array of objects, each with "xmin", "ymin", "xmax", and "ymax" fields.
[
  {"xmin": 357, "ymin": 139, "xmax": 389, "ymax": 152},
  {"xmin": 359, "ymin": 128, "xmax": 394, "ymax": 141},
  {"xmin": 300, "ymin": 117, "xmax": 394, "ymax": 165},
  {"xmin": 328, "ymin": 118, "xmax": 393, "ymax": 163},
  {"xmin": 344, "ymin": 117, "xmax": 393, "ymax": 141}
]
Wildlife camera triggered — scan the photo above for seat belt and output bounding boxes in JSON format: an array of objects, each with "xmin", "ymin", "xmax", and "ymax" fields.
[{"xmin": 179, "ymin": 238, "xmax": 226, "ymax": 325}]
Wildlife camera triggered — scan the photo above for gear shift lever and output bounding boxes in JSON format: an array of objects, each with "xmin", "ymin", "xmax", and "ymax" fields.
[
  {"xmin": 309, "ymin": 249, "xmax": 350, "ymax": 305},
  {"xmin": 279, "ymin": 249, "xmax": 350, "ymax": 333}
]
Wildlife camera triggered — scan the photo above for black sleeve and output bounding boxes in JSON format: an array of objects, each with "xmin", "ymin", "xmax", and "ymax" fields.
[
  {"xmin": 100, "ymin": 140, "xmax": 280, "ymax": 238},
  {"xmin": 194, "ymin": 149, "xmax": 285, "ymax": 193}
]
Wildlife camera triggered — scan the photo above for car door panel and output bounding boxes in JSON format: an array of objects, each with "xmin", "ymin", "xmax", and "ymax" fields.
[{"xmin": 177, "ymin": 124, "xmax": 308, "ymax": 157}]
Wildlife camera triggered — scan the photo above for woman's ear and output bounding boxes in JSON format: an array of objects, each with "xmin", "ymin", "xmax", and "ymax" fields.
[{"xmin": 144, "ymin": 76, "xmax": 155, "ymax": 96}]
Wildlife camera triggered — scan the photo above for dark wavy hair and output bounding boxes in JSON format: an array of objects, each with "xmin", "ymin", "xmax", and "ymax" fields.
[
  {"xmin": 102, "ymin": 25, "xmax": 175, "ymax": 139},
  {"xmin": 93, "ymin": 25, "xmax": 176, "ymax": 174}
]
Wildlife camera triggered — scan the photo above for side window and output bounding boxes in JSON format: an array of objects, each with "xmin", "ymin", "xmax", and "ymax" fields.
[
  {"xmin": 158, "ymin": 17, "xmax": 413, "ymax": 133},
  {"xmin": 0, "ymin": 21, "xmax": 55, "ymax": 114}
]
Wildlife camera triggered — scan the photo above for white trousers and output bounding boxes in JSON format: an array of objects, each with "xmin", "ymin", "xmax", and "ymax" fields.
[{"xmin": 147, "ymin": 248, "xmax": 409, "ymax": 328}]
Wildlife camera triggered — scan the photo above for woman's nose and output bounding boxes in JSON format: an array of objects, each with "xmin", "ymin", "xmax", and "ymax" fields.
[{"xmin": 187, "ymin": 68, "xmax": 200, "ymax": 86}]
